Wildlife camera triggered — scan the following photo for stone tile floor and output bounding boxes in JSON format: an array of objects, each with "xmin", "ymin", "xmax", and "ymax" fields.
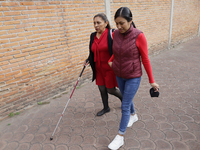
[{"xmin": 0, "ymin": 37, "xmax": 199, "ymax": 150}]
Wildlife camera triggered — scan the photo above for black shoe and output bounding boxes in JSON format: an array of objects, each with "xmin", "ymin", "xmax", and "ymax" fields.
[{"xmin": 97, "ymin": 108, "xmax": 110, "ymax": 116}]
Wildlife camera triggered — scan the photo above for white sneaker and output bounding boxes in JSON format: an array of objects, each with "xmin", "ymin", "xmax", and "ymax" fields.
[
  {"xmin": 108, "ymin": 135, "xmax": 124, "ymax": 150},
  {"xmin": 127, "ymin": 114, "xmax": 138, "ymax": 127}
]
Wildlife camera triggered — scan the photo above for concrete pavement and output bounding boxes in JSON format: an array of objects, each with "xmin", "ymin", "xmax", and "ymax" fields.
[{"xmin": 0, "ymin": 36, "xmax": 200, "ymax": 150}]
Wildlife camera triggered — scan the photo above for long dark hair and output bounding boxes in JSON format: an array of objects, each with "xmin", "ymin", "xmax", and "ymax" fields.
[
  {"xmin": 93, "ymin": 13, "xmax": 111, "ymax": 29},
  {"xmin": 114, "ymin": 7, "xmax": 136, "ymax": 28}
]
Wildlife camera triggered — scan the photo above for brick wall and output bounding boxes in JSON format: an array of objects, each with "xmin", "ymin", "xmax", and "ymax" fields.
[
  {"xmin": 111, "ymin": 0, "xmax": 171, "ymax": 54},
  {"xmin": 0, "ymin": 0, "xmax": 105, "ymax": 119},
  {"xmin": 172, "ymin": 0, "xmax": 199, "ymax": 45},
  {"xmin": 0, "ymin": 0, "xmax": 199, "ymax": 120},
  {"xmin": 110, "ymin": 0, "xmax": 199, "ymax": 53}
]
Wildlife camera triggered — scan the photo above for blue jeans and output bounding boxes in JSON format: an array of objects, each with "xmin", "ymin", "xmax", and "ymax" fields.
[{"xmin": 116, "ymin": 76, "xmax": 141, "ymax": 135}]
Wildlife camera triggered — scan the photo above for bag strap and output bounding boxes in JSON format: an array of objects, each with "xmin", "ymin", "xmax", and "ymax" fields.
[{"xmin": 110, "ymin": 29, "xmax": 115, "ymax": 39}]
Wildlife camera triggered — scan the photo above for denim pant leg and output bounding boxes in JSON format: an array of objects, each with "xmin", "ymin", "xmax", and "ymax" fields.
[{"xmin": 116, "ymin": 76, "xmax": 141, "ymax": 135}]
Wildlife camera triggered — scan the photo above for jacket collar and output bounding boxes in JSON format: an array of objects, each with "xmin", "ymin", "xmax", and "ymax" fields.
[{"xmin": 123, "ymin": 24, "xmax": 134, "ymax": 35}]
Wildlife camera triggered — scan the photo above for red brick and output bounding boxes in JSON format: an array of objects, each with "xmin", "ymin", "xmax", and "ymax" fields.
[
  {"xmin": 0, "ymin": 74, "xmax": 4, "ymax": 79},
  {"xmin": 0, "ymin": 76, "xmax": 13, "ymax": 82},
  {"xmin": 10, "ymin": 6, "xmax": 27, "ymax": 11},
  {"xmin": 6, "ymin": 78, "xmax": 21, "ymax": 85},
  {"xmin": 26, "ymin": 34, "xmax": 40, "ymax": 40},
  {"xmin": 29, "ymin": 14, "xmax": 44, "ymax": 18},
  {"xmin": 8, "ymin": 29, "xmax": 24, "ymax": 34},
  {"xmin": 35, "ymin": 2, "xmax": 48, "ymax": 5},
  {"xmin": 0, "ymin": 48, "xmax": 12, "ymax": 53},
  {"xmin": 32, "ymin": 22, "xmax": 46, "ymax": 26},
  {"xmin": 10, "ymin": 37, "xmax": 26, "ymax": 42},
  {"xmin": 0, "ymin": 25, "xmax": 15, "ymax": 30},
  {"xmin": 0, "ymin": 56, "xmax": 13, "ymax": 62},
  {"xmin": 30, "ymin": 68, "xmax": 43, "ymax": 74},
  {"xmin": 0, "ymin": 102, "xmax": 6, "ymax": 107},
  {"xmin": 0, "ymin": 97, "xmax": 10, "ymax": 103},
  {"xmin": 42, "ymin": 40, "xmax": 54, "ymax": 45},
  {"xmin": 43, "ymin": 5, "xmax": 56, "ymax": 9},
  {"xmin": 37, "ymin": 18, "xmax": 50, "ymax": 22},
  {"xmin": 4, "ymin": 11, "xmax": 21, "ymax": 16},
  {"xmin": 26, "ymin": 54, "xmax": 39, "ymax": 60},
  {"xmin": 6, "ymin": 97, "xmax": 20, "ymax": 104},
  {"xmin": 51, "ymin": 9, "xmax": 62, "ymax": 13},
  {"xmin": 18, "ymin": 60, "xmax": 32, "ymax": 66},
  {"xmin": 16, "ymin": 24, "xmax": 31, "ymax": 29},
  {"xmin": 13, "ymin": 45, "xmax": 28, "ymax": 50},
  {"xmin": 9, "ymin": 57, "xmax": 25, "ymax": 63},
  {"xmin": 29, "ymin": 42, "xmax": 42, "ymax": 47},
  {"xmin": 20, "ymin": 2, "xmax": 34, "ymax": 5},
  {"xmin": 4, "ymin": 50, "xmax": 21, "ymax": 56},
  {"xmin": 2, "ymin": 42, "xmax": 19, "ymax": 48},
  {"xmin": 2, "ymin": 63, "xmax": 18, "ymax": 70},
  {"xmin": 37, "ymin": 45, "xmax": 49, "ymax": 50},
  {"xmin": 28, "ymin": 6, "xmax": 42, "ymax": 10},
  {"xmin": 73, "ymin": 0, "xmax": 83, "ymax": 3},
  {"xmin": 0, "ymin": 39, "xmax": 9, "ymax": 44},
  {"xmin": 3, "ymin": 90, "xmax": 19, "ymax": 98},
  {"xmin": 37, "ymin": 10, "xmax": 51, "ymax": 14},
  {"xmin": 25, "ymin": 27, "xmax": 39, "ymax": 31},
  {"xmin": 1, "ymin": 83, "xmax": 16, "ymax": 90},
  {"xmin": 14, "ymin": 72, "xmax": 29, "ymax": 78},
  {"xmin": 44, "ymin": 47, "xmax": 56, "ymax": 52},
  {"xmin": 61, "ymin": 1, "xmax": 73, "ymax": 4},
  {"xmin": 2, "ymin": 2, "xmax": 19, "ymax": 7},
  {"xmin": 18, "ymin": 78, "xmax": 31, "ymax": 84},
  {"xmin": 0, "ymin": 31, "xmax": 7, "ymax": 35},
  {"xmin": 21, "ymin": 91, "xmax": 34, "ymax": 98},
  {"xmin": 5, "ymin": 70, "xmax": 21, "ymax": 77},
  {"xmin": 14, "ymin": 53, "xmax": 29, "ymax": 58},
  {"xmin": 12, "ymin": 65, "xmax": 26, "ymax": 71},
  {"xmin": 0, "ymin": 69, "xmax": 12, "ymax": 75},
  {"xmin": 17, "ymin": 32, "xmax": 33, "ymax": 37},
  {"xmin": 21, "ymin": 67, "xmax": 34, "ymax": 72},
  {"xmin": 21, "ymin": 47, "xmax": 36, "ymax": 53},
  {"xmin": 19, "ymin": 40, "xmax": 33, "ymax": 45},
  {"xmin": 34, "ymin": 37, "xmax": 48, "ymax": 42},
  {"xmin": 5, "ymin": 20, "xmax": 21, "ymax": 25},
  {"xmin": 13, "ymin": 15, "xmax": 29, "ymax": 20},
  {"xmin": 22, "ymin": 19, "xmax": 37, "ymax": 24},
  {"xmin": 30, "ymin": 50, "xmax": 43, "ymax": 55},
  {"xmin": 21, "ymin": 10, "xmax": 37, "ymax": 15},
  {"xmin": 83, "ymin": 1, "xmax": 93, "ymax": 3},
  {"xmin": 0, "ymin": 61, "xmax": 9, "ymax": 66},
  {"xmin": 33, "ymin": 30, "xmax": 47, "ymax": 34}
]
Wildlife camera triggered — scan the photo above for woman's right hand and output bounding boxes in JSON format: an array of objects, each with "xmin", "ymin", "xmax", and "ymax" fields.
[
  {"xmin": 83, "ymin": 60, "xmax": 89, "ymax": 66},
  {"xmin": 108, "ymin": 62, "xmax": 112, "ymax": 67}
]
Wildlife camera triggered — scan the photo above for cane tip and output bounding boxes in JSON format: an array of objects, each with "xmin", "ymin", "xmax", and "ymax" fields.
[{"xmin": 50, "ymin": 137, "xmax": 53, "ymax": 141}]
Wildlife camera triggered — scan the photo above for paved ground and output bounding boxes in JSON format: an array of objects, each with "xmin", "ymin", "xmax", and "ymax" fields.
[{"xmin": 0, "ymin": 36, "xmax": 200, "ymax": 150}]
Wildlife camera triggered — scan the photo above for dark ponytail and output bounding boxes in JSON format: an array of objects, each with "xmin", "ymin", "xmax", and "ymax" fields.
[
  {"xmin": 114, "ymin": 7, "xmax": 136, "ymax": 28},
  {"xmin": 132, "ymin": 21, "xmax": 136, "ymax": 28},
  {"xmin": 93, "ymin": 13, "xmax": 111, "ymax": 29}
]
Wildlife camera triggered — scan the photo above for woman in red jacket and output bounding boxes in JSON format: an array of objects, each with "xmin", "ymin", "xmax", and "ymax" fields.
[
  {"xmin": 108, "ymin": 7, "xmax": 159, "ymax": 149},
  {"xmin": 84, "ymin": 13, "xmax": 122, "ymax": 116}
]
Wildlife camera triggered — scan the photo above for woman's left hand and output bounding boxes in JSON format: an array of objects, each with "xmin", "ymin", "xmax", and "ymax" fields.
[{"xmin": 150, "ymin": 83, "xmax": 159, "ymax": 92}]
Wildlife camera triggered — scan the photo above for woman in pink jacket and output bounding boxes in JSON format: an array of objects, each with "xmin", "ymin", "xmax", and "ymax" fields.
[{"xmin": 108, "ymin": 7, "xmax": 159, "ymax": 150}]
